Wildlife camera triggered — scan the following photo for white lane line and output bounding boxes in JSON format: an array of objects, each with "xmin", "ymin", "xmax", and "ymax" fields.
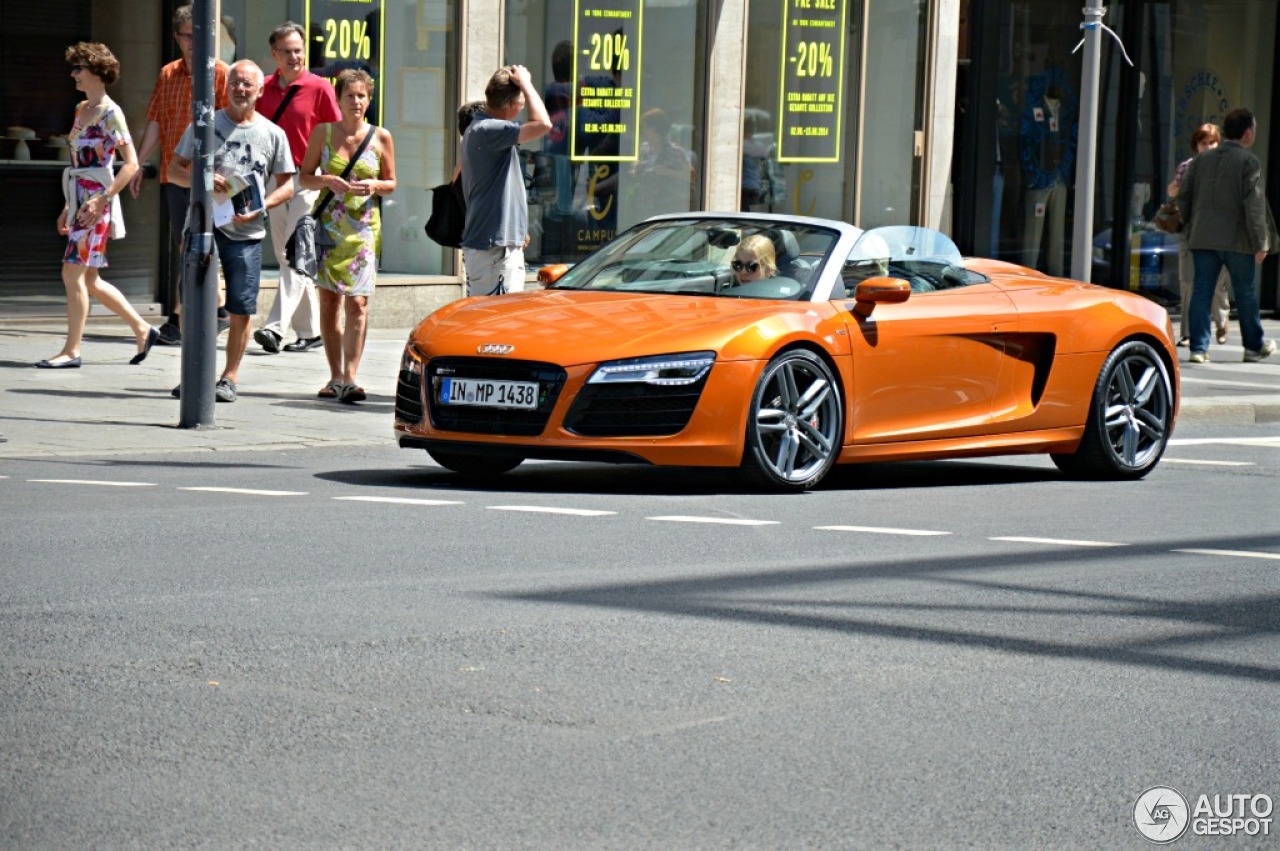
[
  {"xmin": 1169, "ymin": 437, "xmax": 1280, "ymax": 447},
  {"xmin": 1173, "ymin": 548, "xmax": 1280, "ymax": 561},
  {"xmin": 648, "ymin": 515, "xmax": 780, "ymax": 526},
  {"xmin": 1177, "ymin": 376, "xmax": 1280, "ymax": 390},
  {"xmin": 178, "ymin": 487, "xmax": 307, "ymax": 496},
  {"xmin": 816, "ymin": 525, "xmax": 951, "ymax": 536},
  {"xmin": 488, "ymin": 505, "xmax": 617, "ymax": 516},
  {"xmin": 29, "ymin": 479, "xmax": 155, "ymax": 487},
  {"xmin": 334, "ymin": 496, "xmax": 464, "ymax": 506},
  {"xmin": 1161, "ymin": 458, "xmax": 1255, "ymax": 467},
  {"xmin": 990, "ymin": 536, "xmax": 1126, "ymax": 548}
]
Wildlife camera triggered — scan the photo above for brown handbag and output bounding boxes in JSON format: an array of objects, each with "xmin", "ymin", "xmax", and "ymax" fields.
[{"xmin": 1153, "ymin": 199, "xmax": 1182, "ymax": 234}]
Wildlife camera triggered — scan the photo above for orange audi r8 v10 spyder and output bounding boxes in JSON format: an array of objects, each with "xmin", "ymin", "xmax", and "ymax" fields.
[{"xmin": 395, "ymin": 214, "xmax": 1178, "ymax": 492}]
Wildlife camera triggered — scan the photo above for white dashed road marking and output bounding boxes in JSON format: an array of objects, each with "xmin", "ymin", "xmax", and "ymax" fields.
[
  {"xmin": 1169, "ymin": 437, "xmax": 1280, "ymax": 447},
  {"xmin": 29, "ymin": 479, "xmax": 155, "ymax": 487},
  {"xmin": 648, "ymin": 515, "xmax": 780, "ymax": 526},
  {"xmin": 334, "ymin": 496, "xmax": 465, "ymax": 506},
  {"xmin": 1177, "ymin": 376, "xmax": 1280, "ymax": 390},
  {"xmin": 990, "ymin": 536, "xmax": 1126, "ymax": 548},
  {"xmin": 178, "ymin": 487, "xmax": 308, "ymax": 496},
  {"xmin": 1173, "ymin": 548, "xmax": 1280, "ymax": 561},
  {"xmin": 488, "ymin": 505, "xmax": 617, "ymax": 516},
  {"xmin": 815, "ymin": 525, "xmax": 951, "ymax": 536},
  {"xmin": 1161, "ymin": 458, "xmax": 1254, "ymax": 466}
]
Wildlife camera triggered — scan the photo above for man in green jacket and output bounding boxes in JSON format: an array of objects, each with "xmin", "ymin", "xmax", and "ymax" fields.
[{"xmin": 1177, "ymin": 107, "xmax": 1277, "ymax": 363}]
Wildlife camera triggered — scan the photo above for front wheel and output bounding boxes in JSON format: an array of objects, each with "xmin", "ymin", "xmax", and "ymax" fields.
[
  {"xmin": 1052, "ymin": 340, "xmax": 1173, "ymax": 479},
  {"xmin": 426, "ymin": 448, "xmax": 523, "ymax": 478},
  {"xmin": 740, "ymin": 349, "xmax": 844, "ymax": 492}
]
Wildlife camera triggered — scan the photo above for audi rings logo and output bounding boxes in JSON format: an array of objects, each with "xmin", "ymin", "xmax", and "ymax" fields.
[
  {"xmin": 1135, "ymin": 786, "xmax": 1190, "ymax": 844},
  {"xmin": 477, "ymin": 343, "xmax": 514, "ymax": 355}
]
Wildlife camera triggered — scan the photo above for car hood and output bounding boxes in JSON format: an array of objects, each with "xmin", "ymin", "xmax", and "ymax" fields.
[{"xmin": 410, "ymin": 289, "xmax": 829, "ymax": 365}]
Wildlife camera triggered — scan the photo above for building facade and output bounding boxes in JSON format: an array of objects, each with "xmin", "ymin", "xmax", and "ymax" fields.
[{"xmin": 1, "ymin": 0, "xmax": 1275, "ymax": 322}]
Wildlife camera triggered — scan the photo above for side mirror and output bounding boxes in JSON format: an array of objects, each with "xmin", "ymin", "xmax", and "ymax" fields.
[
  {"xmin": 537, "ymin": 264, "xmax": 569, "ymax": 286},
  {"xmin": 851, "ymin": 277, "xmax": 911, "ymax": 317}
]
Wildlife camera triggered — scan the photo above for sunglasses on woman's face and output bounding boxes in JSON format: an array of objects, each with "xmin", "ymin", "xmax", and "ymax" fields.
[{"xmin": 732, "ymin": 259, "xmax": 760, "ymax": 273}]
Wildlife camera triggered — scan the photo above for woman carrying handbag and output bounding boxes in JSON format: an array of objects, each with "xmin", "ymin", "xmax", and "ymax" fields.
[{"xmin": 297, "ymin": 69, "xmax": 396, "ymax": 403}]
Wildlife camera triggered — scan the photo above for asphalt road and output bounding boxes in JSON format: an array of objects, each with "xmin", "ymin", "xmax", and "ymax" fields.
[{"xmin": 3, "ymin": 423, "xmax": 1278, "ymax": 849}]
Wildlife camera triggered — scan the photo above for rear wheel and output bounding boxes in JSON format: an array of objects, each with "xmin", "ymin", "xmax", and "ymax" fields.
[
  {"xmin": 740, "ymin": 349, "xmax": 844, "ymax": 492},
  {"xmin": 1052, "ymin": 340, "xmax": 1173, "ymax": 479},
  {"xmin": 426, "ymin": 448, "xmax": 523, "ymax": 478}
]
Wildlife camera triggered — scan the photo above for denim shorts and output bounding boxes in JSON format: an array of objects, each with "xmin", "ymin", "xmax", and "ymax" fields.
[{"xmin": 214, "ymin": 230, "xmax": 262, "ymax": 316}]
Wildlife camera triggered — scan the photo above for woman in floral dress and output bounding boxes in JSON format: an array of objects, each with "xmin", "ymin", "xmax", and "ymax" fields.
[
  {"xmin": 38, "ymin": 42, "xmax": 157, "ymax": 369},
  {"xmin": 297, "ymin": 69, "xmax": 396, "ymax": 403}
]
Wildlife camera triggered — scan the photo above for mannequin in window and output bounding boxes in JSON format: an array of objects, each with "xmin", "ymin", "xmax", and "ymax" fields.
[{"xmin": 1020, "ymin": 80, "xmax": 1073, "ymax": 276}]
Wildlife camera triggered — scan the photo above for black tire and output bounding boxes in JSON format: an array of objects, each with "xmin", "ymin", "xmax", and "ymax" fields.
[
  {"xmin": 1052, "ymin": 340, "xmax": 1173, "ymax": 480},
  {"xmin": 740, "ymin": 349, "xmax": 844, "ymax": 492},
  {"xmin": 426, "ymin": 448, "xmax": 523, "ymax": 477}
]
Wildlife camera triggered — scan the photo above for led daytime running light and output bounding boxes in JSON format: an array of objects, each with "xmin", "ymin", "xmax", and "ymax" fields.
[{"xmin": 588, "ymin": 352, "xmax": 715, "ymax": 386}]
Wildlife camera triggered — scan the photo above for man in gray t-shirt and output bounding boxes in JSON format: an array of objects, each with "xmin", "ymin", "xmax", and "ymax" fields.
[
  {"xmin": 460, "ymin": 65, "xmax": 551, "ymax": 297},
  {"xmin": 168, "ymin": 60, "xmax": 295, "ymax": 402}
]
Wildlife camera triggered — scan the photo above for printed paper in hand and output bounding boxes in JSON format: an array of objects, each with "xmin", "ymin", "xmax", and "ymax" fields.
[{"xmin": 213, "ymin": 170, "xmax": 265, "ymax": 226}]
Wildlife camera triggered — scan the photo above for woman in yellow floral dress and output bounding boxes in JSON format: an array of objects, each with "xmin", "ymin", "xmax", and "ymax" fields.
[
  {"xmin": 39, "ymin": 42, "xmax": 157, "ymax": 369},
  {"xmin": 297, "ymin": 69, "xmax": 396, "ymax": 403}
]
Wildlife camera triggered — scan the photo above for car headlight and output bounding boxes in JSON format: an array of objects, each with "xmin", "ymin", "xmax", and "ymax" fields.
[
  {"xmin": 400, "ymin": 344, "xmax": 424, "ymax": 374},
  {"xmin": 587, "ymin": 351, "xmax": 715, "ymax": 386}
]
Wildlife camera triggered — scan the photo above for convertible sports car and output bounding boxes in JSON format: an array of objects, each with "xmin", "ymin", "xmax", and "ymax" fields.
[{"xmin": 395, "ymin": 213, "xmax": 1178, "ymax": 491}]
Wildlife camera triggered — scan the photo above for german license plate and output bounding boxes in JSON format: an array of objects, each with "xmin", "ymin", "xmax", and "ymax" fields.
[{"xmin": 439, "ymin": 377, "xmax": 538, "ymax": 409}]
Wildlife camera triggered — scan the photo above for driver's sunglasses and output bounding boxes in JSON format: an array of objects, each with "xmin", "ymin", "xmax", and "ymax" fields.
[{"xmin": 732, "ymin": 259, "xmax": 760, "ymax": 273}]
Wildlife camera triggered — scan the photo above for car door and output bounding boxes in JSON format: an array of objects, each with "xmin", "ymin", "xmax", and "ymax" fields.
[{"xmin": 840, "ymin": 281, "xmax": 1019, "ymax": 443}]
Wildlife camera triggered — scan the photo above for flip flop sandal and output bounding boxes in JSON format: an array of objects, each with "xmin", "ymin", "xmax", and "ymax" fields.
[
  {"xmin": 339, "ymin": 384, "xmax": 367, "ymax": 404},
  {"xmin": 318, "ymin": 379, "xmax": 343, "ymax": 398}
]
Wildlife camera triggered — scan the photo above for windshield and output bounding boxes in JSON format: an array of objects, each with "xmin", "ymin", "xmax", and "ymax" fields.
[
  {"xmin": 844, "ymin": 226, "xmax": 986, "ymax": 294},
  {"xmin": 548, "ymin": 217, "xmax": 841, "ymax": 300}
]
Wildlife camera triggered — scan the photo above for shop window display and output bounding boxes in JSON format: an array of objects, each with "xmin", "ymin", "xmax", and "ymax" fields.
[{"xmin": 505, "ymin": 0, "xmax": 707, "ymax": 267}]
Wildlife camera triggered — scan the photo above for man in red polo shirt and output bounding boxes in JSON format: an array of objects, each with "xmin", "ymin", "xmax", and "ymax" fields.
[
  {"xmin": 129, "ymin": 4, "xmax": 230, "ymax": 346},
  {"xmin": 252, "ymin": 21, "xmax": 342, "ymax": 355}
]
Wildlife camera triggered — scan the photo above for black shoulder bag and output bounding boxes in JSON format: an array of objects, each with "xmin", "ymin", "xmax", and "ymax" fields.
[
  {"xmin": 285, "ymin": 125, "xmax": 377, "ymax": 278},
  {"xmin": 425, "ymin": 175, "xmax": 466, "ymax": 248}
]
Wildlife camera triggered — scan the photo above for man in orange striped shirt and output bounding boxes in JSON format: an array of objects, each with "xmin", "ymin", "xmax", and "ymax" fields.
[{"xmin": 128, "ymin": 4, "xmax": 230, "ymax": 345}]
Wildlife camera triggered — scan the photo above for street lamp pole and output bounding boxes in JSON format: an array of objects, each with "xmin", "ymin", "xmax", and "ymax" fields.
[
  {"xmin": 1070, "ymin": 0, "xmax": 1105, "ymax": 282},
  {"xmin": 178, "ymin": 0, "xmax": 219, "ymax": 427}
]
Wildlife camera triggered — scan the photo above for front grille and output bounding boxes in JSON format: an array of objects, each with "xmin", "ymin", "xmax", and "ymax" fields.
[
  {"xmin": 427, "ymin": 357, "xmax": 567, "ymax": 436},
  {"xmin": 564, "ymin": 379, "xmax": 707, "ymax": 437},
  {"xmin": 395, "ymin": 369, "xmax": 424, "ymax": 424}
]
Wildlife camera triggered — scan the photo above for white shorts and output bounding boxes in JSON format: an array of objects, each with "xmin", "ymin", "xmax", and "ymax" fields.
[{"xmin": 462, "ymin": 246, "xmax": 526, "ymax": 297}]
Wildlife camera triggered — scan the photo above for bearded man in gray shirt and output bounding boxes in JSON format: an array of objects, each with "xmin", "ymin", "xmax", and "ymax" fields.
[{"xmin": 460, "ymin": 65, "xmax": 552, "ymax": 297}]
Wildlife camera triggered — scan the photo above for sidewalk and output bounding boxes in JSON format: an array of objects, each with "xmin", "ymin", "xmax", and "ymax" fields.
[{"xmin": 1, "ymin": 318, "xmax": 1278, "ymax": 459}]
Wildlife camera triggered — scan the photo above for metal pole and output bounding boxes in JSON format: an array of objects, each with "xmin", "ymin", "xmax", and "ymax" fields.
[
  {"xmin": 179, "ymin": 0, "xmax": 219, "ymax": 427},
  {"xmin": 1069, "ymin": 1, "xmax": 1105, "ymax": 282}
]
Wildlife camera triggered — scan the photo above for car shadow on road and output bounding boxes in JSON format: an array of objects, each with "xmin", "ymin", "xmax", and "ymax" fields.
[
  {"xmin": 493, "ymin": 532, "xmax": 1280, "ymax": 684},
  {"xmin": 316, "ymin": 457, "xmax": 1060, "ymax": 497}
]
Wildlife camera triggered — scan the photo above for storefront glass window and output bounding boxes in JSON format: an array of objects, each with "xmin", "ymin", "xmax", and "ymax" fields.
[
  {"xmin": 742, "ymin": 0, "xmax": 862, "ymax": 222},
  {"xmin": 996, "ymin": 2, "xmax": 1082, "ymax": 277},
  {"xmin": 858, "ymin": 0, "xmax": 927, "ymax": 227},
  {"xmin": 505, "ymin": 0, "xmax": 707, "ymax": 265},
  {"xmin": 1093, "ymin": 1, "xmax": 1275, "ymax": 296},
  {"xmin": 957, "ymin": 0, "xmax": 1274, "ymax": 307},
  {"xmin": 238, "ymin": 0, "xmax": 458, "ymax": 276}
]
